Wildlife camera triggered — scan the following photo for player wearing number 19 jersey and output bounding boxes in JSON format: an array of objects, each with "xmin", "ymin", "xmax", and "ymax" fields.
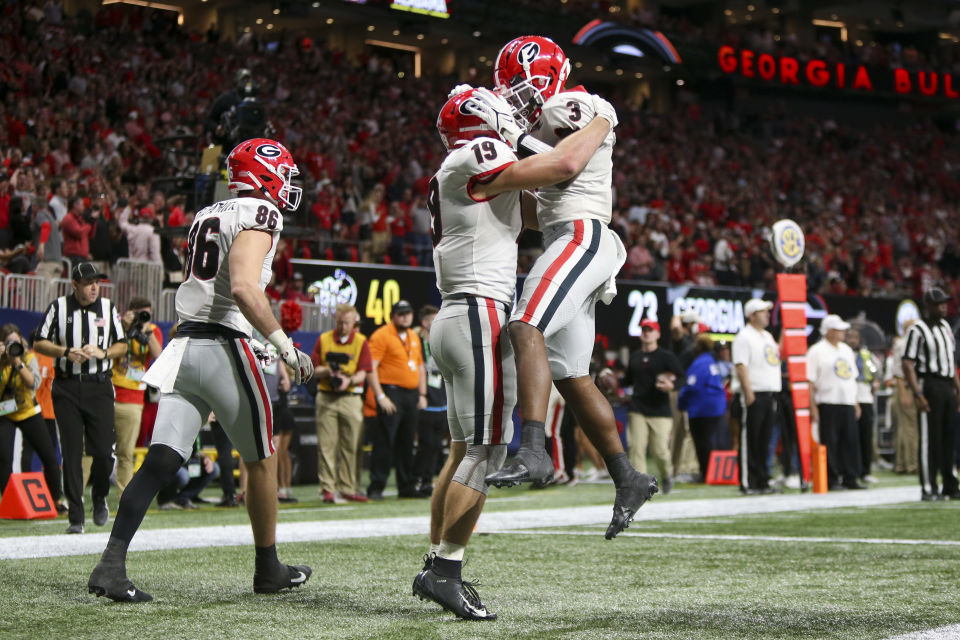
[
  {"xmin": 88, "ymin": 138, "xmax": 314, "ymax": 605},
  {"xmin": 412, "ymin": 86, "xmax": 615, "ymax": 621}
]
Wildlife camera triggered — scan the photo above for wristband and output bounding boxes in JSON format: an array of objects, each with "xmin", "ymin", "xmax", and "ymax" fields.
[
  {"xmin": 14, "ymin": 363, "xmax": 24, "ymax": 371},
  {"xmin": 376, "ymin": 393, "xmax": 386, "ymax": 401},
  {"xmin": 516, "ymin": 133, "xmax": 554, "ymax": 158},
  {"xmin": 267, "ymin": 330, "xmax": 292, "ymax": 353}
]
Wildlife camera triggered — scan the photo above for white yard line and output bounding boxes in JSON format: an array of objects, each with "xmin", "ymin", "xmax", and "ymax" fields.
[
  {"xmin": 0, "ymin": 486, "xmax": 927, "ymax": 560},
  {"xmin": 498, "ymin": 530, "xmax": 960, "ymax": 547},
  {"xmin": 882, "ymin": 625, "xmax": 960, "ymax": 640}
]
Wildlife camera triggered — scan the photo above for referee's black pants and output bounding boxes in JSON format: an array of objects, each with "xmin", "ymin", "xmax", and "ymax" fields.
[
  {"xmin": 52, "ymin": 377, "xmax": 116, "ymax": 526},
  {"xmin": 738, "ymin": 392, "xmax": 776, "ymax": 491},
  {"xmin": 917, "ymin": 377, "xmax": 959, "ymax": 498},
  {"xmin": 0, "ymin": 413, "xmax": 62, "ymax": 503},
  {"xmin": 368, "ymin": 385, "xmax": 419, "ymax": 498},
  {"xmin": 818, "ymin": 404, "xmax": 859, "ymax": 488}
]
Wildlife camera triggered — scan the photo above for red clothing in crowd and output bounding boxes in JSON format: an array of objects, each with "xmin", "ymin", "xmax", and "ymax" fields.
[{"xmin": 61, "ymin": 210, "xmax": 96, "ymax": 258}]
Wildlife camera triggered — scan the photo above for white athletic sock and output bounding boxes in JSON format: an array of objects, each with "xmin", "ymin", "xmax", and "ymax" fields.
[
  {"xmin": 429, "ymin": 542, "xmax": 440, "ymax": 555},
  {"xmin": 437, "ymin": 540, "xmax": 465, "ymax": 562}
]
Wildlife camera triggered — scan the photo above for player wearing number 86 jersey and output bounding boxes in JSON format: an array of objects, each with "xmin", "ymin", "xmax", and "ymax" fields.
[
  {"xmin": 88, "ymin": 138, "xmax": 313, "ymax": 605},
  {"xmin": 176, "ymin": 196, "xmax": 282, "ymax": 337}
]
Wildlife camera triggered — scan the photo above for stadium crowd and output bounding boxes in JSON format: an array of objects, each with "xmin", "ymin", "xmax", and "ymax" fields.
[{"xmin": 0, "ymin": 2, "xmax": 959, "ymax": 306}]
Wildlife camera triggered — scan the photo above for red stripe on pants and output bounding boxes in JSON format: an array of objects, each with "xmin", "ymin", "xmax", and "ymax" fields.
[
  {"xmin": 241, "ymin": 340, "xmax": 275, "ymax": 454},
  {"xmin": 520, "ymin": 219, "xmax": 585, "ymax": 324},
  {"xmin": 486, "ymin": 299, "xmax": 504, "ymax": 444}
]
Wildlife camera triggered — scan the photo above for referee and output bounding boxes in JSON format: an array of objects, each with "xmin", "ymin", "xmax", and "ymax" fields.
[
  {"xmin": 903, "ymin": 287, "xmax": 960, "ymax": 502},
  {"xmin": 34, "ymin": 262, "xmax": 127, "ymax": 533}
]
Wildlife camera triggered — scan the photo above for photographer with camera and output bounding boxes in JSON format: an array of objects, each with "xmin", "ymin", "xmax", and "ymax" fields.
[
  {"xmin": 0, "ymin": 324, "xmax": 63, "ymax": 511},
  {"xmin": 112, "ymin": 297, "xmax": 163, "ymax": 497},
  {"xmin": 310, "ymin": 304, "xmax": 372, "ymax": 503}
]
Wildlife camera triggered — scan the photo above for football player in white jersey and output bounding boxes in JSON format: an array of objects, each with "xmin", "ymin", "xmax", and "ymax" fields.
[
  {"xmin": 478, "ymin": 36, "xmax": 659, "ymax": 540},
  {"xmin": 412, "ymin": 86, "xmax": 614, "ymax": 620},
  {"xmin": 88, "ymin": 139, "xmax": 315, "ymax": 602}
]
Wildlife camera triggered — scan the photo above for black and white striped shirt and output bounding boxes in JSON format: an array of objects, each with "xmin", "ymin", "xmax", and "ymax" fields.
[
  {"xmin": 37, "ymin": 295, "xmax": 126, "ymax": 376},
  {"xmin": 903, "ymin": 317, "xmax": 957, "ymax": 379}
]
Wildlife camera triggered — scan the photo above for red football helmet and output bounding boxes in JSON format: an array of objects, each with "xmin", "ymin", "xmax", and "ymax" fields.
[
  {"xmin": 227, "ymin": 138, "xmax": 302, "ymax": 211},
  {"xmin": 436, "ymin": 87, "xmax": 500, "ymax": 151},
  {"xmin": 494, "ymin": 35, "xmax": 571, "ymax": 126}
]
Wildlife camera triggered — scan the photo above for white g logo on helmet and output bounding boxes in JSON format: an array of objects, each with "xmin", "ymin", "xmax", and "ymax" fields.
[
  {"xmin": 517, "ymin": 42, "xmax": 541, "ymax": 69},
  {"xmin": 256, "ymin": 144, "xmax": 282, "ymax": 158}
]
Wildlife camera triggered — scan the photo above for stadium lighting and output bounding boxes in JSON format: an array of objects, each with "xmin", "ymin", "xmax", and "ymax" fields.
[
  {"xmin": 634, "ymin": 72, "xmax": 644, "ymax": 79},
  {"xmin": 615, "ymin": 69, "xmax": 623, "ymax": 76},
  {"xmin": 273, "ymin": 8, "xmax": 280, "ymax": 15},
  {"xmin": 326, "ymin": 18, "xmax": 334, "ymax": 24},
  {"xmin": 473, "ymin": 30, "xmax": 481, "ymax": 37},
  {"xmin": 595, "ymin": 65, "xmax": 603, "ymax": 71},
  {"xmin": 478, "ymin": 55, "xmax": 487, "ymax": 62},
  {"xmin": 266, "ymin": 23, "xmax": 274, "ymax": 29},
  {"xmin": 747, "ymin": 5, "xmax": 755, "ymax": 11},
  {"xmin": 441, "ymin": 38, "xmax": 448, "ymax": 44},
  {"xmin": 676, "ymin": 79, "xmax": 685, "ymax": 86},
  {"xmin": 812, "ymin": 19, "xmax": 847, "ymax": 42},
  {"xmin": 367, "ymin": 25, "xmax": 375, "ymax": 31},
  {"xmin": 772, "ymin": 7, "xmax": 780, "ymax": 14},
  {"xmin": 393, "ymin": 29, "xmax": 400, "ymax": 35},
  {"xmin": 574, "ymin": 61, "xmax": 583, "ymax": 68},
  {"xmin": 612, "ymin": 43, "xmax": 645, "ymax": 57},
  {"xmin": 256, "ymin": 18, "xmax": 263, "ymax": 24},
  {"xmin": 724, "ymin": 9, "xmax": 732, "ymax": 16},
  {"xmin": 416, "ymin": 33, "xmax": 424, "ymax": 40},
  {"xmin": 313, "ymin": 2, "xmax": 320, "ymax": 6}
]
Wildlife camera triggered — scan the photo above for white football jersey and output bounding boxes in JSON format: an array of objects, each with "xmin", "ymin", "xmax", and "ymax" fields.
[
  {"xmin": 176, "ymin": 196, "xmax": 282, "ymax": 336},
  {"xmin": 431, "ymin": 136, "xmax": 521, "ymax": 305},
  {"xmin": 530, "ymin": 88, "xmax": 615, "ymax": 228}
]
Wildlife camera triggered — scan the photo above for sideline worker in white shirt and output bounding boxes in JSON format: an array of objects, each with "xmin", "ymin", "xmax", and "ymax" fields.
[
  {"xmin": 732, "ymin": 298, "xmax": 782, "ymax": 495},
  {"xmin": 808, "ymin": 314, "xmax": 865, "ymax": 490}
]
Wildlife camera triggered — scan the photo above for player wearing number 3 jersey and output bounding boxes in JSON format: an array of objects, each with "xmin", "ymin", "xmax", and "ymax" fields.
[
  {"xmin": 477, "ymin": 36, "xmax": 659, "ymax": 541},
  {"xmin": 88, "ymin": 138, "xmax": 314, "ymax": 603},
  {"xmin": 412, "ymin": 85, "xmax": 614, "ymax": 620}
]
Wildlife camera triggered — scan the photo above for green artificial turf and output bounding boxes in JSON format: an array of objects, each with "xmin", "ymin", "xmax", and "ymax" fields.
[{"xmin": 1, "ymin": 471, "xmax": 958, "ymax": 639}]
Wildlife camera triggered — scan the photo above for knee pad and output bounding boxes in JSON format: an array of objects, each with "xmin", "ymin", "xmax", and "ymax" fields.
[{"xmin": 453, "ymin": 444, "xmax": 505, "ymax": 495}]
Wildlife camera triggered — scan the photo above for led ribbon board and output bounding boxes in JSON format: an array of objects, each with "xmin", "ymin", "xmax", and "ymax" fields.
[{"xmin": 390, "ymin": 0, "xmax": 449, "ymax": 19}]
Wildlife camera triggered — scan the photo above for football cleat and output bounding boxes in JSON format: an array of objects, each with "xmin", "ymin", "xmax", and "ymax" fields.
[
  {"xmin": 413, "ymin": 567, "xmax": 496, "ymax": 621},
  {"xmin": 605, "ymin": 472, "xmax": 659, "ymax": 540},
  {"xmin": 88, "ymin": 562, "xmax": 153, "ymax": 603},
  {"xmin": 253, "ymin": 563, "xmax": 312, "ymax": 594},
  {"xmin": 484, "ymin": 446, "xmax": 554, "ymax": 488},
  {"xmin": 414, "ymin": 553, "xmax": 434, "ymax": 583}
]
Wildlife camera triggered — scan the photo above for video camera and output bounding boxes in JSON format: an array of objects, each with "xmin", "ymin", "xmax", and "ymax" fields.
[{"xmin": 326, "ymin": 351, "xmax": 351, "ymax": 390}]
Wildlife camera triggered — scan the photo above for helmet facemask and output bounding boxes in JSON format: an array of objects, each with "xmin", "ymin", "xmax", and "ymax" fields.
[
  {"xmin": 501, "ymin": 75, "xmax": 550, "ymax": 129},
  {"xmin": 274, "ymin": 162, "xmax": 302, "ymax": 211}
]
